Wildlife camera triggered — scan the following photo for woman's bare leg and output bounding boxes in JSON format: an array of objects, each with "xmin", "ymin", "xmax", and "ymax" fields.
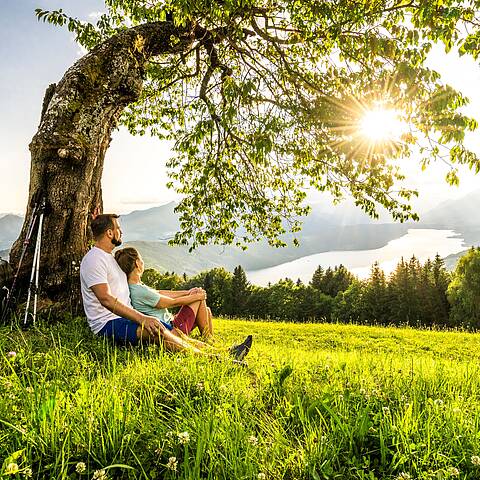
[
  {"xmin": 187, "ymin": 300, "xmax": 213, "ymax": 338},
  {"xmin": 206, "ymin": 306, "xmax": 213, "ymax": 336}
]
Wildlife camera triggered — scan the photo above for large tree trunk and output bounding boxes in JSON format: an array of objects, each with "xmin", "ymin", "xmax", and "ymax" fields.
[{"xmin": 10, "ymin": 22, "xmax": 193, "ymax": 311}]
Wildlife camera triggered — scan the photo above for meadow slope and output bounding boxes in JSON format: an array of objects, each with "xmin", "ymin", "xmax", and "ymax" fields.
[{"xmin": 1, "ymin": 318, "xmax": 479, "ymax": 479}]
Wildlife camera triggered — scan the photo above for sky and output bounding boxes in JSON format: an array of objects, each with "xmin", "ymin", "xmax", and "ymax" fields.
[{"xmin": 1, "ymin": 0, "xmax": 480, "ymax": 217}]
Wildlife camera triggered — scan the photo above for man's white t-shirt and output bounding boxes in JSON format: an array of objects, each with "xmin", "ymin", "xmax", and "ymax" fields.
[{"xmin": 80, "ymin": 246, "xmax": 132, "ymax": 334}]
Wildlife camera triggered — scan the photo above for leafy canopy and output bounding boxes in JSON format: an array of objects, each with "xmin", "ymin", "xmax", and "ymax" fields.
[{"xmin": 36, "ymin": 0, "xmax": 480, "ymax": 248}]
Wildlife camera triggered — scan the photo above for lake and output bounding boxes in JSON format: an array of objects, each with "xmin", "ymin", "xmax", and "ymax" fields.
[{"xmin": 246, "ymin": 229, "xmax": 465, "ymax": 286}]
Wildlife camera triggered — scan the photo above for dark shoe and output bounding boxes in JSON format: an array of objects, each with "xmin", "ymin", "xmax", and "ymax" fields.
[{"xmin": 229, "ymin": 335, "xmax": 252, "ymax": 361}]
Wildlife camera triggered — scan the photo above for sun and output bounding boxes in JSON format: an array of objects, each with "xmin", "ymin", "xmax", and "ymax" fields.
[{"xmin": 359, "ymin": 108, "xmax": 404, "ymax": 142}]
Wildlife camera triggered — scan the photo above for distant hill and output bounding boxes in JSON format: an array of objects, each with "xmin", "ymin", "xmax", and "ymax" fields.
[
  {"xmin": 420, "ymin": 189, "xmax": 480, "ymax": 227},
  {"xmin": 0, "ymin": 215, "xmax": 23, "ymax": 250},
  {"xmin": 2, "ymin": 189, "xmax": 480, "ymax": 275},
  {"xmin": 120, "ymin": 202, "xmax": 180, "ymax": 242},
  {"xmin": 443, "ymin": 250, "xmax": 467, "ymax": 271},
  {"xmin": 125, "ymin": 223, "xmax": 410, "ymax": 275}
]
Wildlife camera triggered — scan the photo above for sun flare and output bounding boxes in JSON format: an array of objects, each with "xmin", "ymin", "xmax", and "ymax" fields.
[{"xmin": 359, "ymin": 108, "xmax": 404, "ymax": 142}]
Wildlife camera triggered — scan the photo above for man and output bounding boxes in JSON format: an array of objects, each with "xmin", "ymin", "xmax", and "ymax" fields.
[
  {"xmin": 80, "ymin": 214, "xmax": 204, "ymax": 352},
  {"xmin": 79, "ymin": 214, "xmax": 253, "ymax": 359}
]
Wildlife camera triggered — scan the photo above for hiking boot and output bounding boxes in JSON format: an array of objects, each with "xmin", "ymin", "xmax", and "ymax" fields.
[{"xmin": 229, "ymin": 334, "xmax": 253, "ymax": 361}]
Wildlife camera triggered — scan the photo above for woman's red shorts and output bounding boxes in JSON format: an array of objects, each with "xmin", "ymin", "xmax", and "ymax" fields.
[{"xmin": 172, "ymin": 305, "xmax": 196, "ymax": 334}]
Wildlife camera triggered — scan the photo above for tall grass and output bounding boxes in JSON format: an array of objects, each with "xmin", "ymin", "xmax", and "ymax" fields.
[{"xmin": 1, "ymin": 317, "xmax": 480, "ymax": 479}]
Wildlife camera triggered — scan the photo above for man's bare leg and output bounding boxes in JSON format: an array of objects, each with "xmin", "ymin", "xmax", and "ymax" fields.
[
  {"xmin": 172, "ymin": 328, "xmax": 212, "ymax": 349},
  {"xmin": 136, "ymin": 326, "xmax": 203, "ymax": 354}
]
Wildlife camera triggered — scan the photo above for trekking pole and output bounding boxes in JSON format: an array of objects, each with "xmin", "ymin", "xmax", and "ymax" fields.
[
  {"xmin": 24, "ymin": 197, "xmax": 46, "ymax": 326},
  {"xmin": 32, "ymin": 200, "xmax": 46, "ymax": 323},
  {"xmin": 0, "ymin": 198, "xmax": 41, "ymax": 324}
]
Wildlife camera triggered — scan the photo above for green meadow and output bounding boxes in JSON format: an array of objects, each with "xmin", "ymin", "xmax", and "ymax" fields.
[{"xmin": 1, "ymin": 317, "xmax": 480, "ymax": 479}]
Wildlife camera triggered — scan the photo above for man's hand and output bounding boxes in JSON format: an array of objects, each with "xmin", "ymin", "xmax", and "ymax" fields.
[{"xmin": 140, "ymin": 315, "xmax": 163, "ymax": 337}]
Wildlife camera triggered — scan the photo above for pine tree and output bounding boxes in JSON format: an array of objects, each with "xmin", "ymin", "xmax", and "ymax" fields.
[
  {"xmin": 431, "ymin": 254, "xmax": 450, "ymax": 324},
  {"xmin": 363, "ymin": 262, "xmax": 389, "ymax": 325},
  {"xmin": 310, "ymin": 266, "xmax": 324, "ymax": 291},
  {"xmin": 388, "ymin": 258, "xmax": 411, "ymax": 326},
  {"xmin": 229, "ymin": 265, "xmax": 251, "ymax": 317}
]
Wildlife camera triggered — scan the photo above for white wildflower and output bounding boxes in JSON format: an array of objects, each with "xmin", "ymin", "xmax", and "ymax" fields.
[
  {"xmin": 471, "ymin": 455, "xmax": 480, "ymax": 466},
  {"xmin": 178, "ymin": 431, "xmax": 190, "ymax": 444},
  {"xmin": 258, "ymin": 474, "xmax": 266, "ymax": 480},
  {"xmin": 23, "ymin": 467, "xmax": 33, "ymax": 477},
  {"xmin": 196, "ymin": 382, "xmax": 204, "ymax": 391},
  {"xmin": 5, "ymin": 463, "xmax": 19, "ymax": 475},
  {"xmin": 434, "ymin": 399, "xmax": 444, "ymax": 407},
  {"xmin": 446, "ymin": 466, "xmax": 460, "ymax": 477},
  {"xmin": 164, "ymin": 392, "xmax": 177, "ymax": 402},
  {"xmin": 248, "ymin": 435, "xmax": 259, "ymax": 446},
  {"xmin": 92, "ymin": 469, "xmax": 107, "ymax": 480},
  {"xmin": 76, "ymin": 462, "xmax": 86, "ymax": 474},
  {"xmin": 166, "ymin": 457, "xmax": 178, "ymax": 471},
  {"xmin": 7, "ymin": 351, "xmax": 17, "ymax": 359},
  {"xmin": 396, "ymin": 473, "xmax": 411, "ymax": 480}
]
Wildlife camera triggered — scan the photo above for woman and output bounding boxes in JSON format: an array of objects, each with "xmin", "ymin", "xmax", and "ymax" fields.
[{"xmin": 114, "ymin": 247, "xmax": 252, "ymax": 359}]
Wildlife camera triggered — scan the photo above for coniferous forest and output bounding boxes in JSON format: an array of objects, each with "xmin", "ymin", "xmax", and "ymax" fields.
[{"xmin": 141, "ymin": 247, "xmax": 480, "ymax": 330}]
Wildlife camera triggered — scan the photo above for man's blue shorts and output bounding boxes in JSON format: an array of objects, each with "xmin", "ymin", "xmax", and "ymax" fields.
[{"xmin": 98, "ymin": 317, "xmax": 139, "ymax": 346}]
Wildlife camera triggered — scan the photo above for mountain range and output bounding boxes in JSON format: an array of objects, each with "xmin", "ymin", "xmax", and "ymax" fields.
[{"xmin": 1, "ymin": 190, "xmax": 479, "ymax": 273}]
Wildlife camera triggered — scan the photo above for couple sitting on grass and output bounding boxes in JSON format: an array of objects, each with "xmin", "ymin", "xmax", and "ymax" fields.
[{"xmin": 79, "ymin": 214, "xmax": 252, "ymax": 361}]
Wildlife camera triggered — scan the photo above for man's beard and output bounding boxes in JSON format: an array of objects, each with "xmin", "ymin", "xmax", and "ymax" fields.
[{"xmin": 111, "ymin": 237, "xmax": 122, "ymax": 247}]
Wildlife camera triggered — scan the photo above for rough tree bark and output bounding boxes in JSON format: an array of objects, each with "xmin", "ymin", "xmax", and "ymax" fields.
[{"xmin": 10, "ymin": 21, "xmax": 194, "ymax": 310}]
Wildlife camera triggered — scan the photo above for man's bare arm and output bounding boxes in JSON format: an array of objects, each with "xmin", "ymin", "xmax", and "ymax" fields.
[{"xmin": 91, "ymin": 283, "xmax": 164, "ymax": 336}]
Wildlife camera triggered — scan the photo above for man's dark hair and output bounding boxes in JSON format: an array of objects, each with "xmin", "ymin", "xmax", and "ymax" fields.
[{"xmin": 91, "ymin": 214, "xmax": 120, "ymax": 240}]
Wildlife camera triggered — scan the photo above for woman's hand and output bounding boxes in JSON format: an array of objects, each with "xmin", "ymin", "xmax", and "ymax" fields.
[
  {"xmin": 189, "ymin": 287, "xmax": 206, "ymax": 296},
  {"xmin": 193, "ymin": 290, "xmax": 207, "ymax": 301}
]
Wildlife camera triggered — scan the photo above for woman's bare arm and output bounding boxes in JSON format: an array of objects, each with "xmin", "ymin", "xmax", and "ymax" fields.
[
  {"xmin": 157, "ymin": 287, "xmax": 203, "ymax": 299},
  {"xmin": 155, "ymin": 291, "xmax": 206, "ymax": 309}
]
